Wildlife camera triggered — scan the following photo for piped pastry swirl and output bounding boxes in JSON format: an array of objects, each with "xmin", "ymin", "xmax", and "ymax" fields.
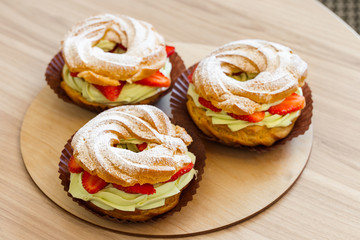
[
  {"xmin": 193, "ymin": 39, "xmax": 308, "ymax": 115},
  {"xmin": 62, "ymin": 14, "xmax": 167, "ymax": 84},
  {"xmin": 53, "ymin": 14, "xmax": 181, "ymax": 111},
  {"xmin": 71, "ymin": 105, "xmax": 193, "ymax": 187},
  {"xmin": 186, "ymin": 39, "xmax": 309, "ymax": 147}
]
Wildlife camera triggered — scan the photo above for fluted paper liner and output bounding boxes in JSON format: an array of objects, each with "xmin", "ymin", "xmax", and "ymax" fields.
[
  {"xmin": 58, "ymin": 127, "xmax": 206, "ymax": 223},
  {"xmin": 46, "ymin": 51, "xmax": 186, "ymax": 113},
  {"xmin": 170, "ymin": 64, "xmax": 313, "ymax": 152}
]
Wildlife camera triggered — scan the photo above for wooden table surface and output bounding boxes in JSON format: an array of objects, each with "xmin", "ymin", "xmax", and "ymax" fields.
[{"xmin": 1, "ymin": 0, "xmax": 359, "ymax": 239}]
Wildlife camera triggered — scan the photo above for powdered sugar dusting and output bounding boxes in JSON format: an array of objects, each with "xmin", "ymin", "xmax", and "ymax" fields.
[
  {"xmin": 193, "ymin": 39, "xmax": 308, "ymax": 115},
  {"xmin": 71, "ymin": 105, "xmax": 193, "ymax": 186},
  {"xmin": 62, "ymin": 14, "xmax": 166, "ymax": 82}
]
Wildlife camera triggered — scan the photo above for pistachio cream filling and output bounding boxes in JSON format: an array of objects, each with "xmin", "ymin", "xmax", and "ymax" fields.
[
  {"xmin": 187, "ymin": 84, "xmax": 302, "ymax": 131},
  {"xmin": 95, "ymin": 39, "xmax": 118, "ymax": 52},
  {"xmin": 229, "ymin": 72, "xmax": 259, "ymax": 82},
  {"xmin": 62, "ymin": 40, "xmax": 172, "ymax": 105},
  {"xmin": 68, "ymin": 150, "xmax": 196, "ymax": 211},
  {"xmin": 115, "ymin": 139, "xmax": 144, "ymax": 152}
]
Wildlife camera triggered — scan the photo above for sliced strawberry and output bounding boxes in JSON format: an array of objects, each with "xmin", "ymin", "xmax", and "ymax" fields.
[
  {"xmin": 232, "ymin": 71, "xmax": 244, "ymax": 76},
  {"xmin": 136, "ymin": 142, "xmax": 148, "ymax": 152},
  {"xmin": 70, "ymin": 72, "xmax": 79, "ymax": 77},
  {"xmin": 109, "ymin": 43, "xmax": 127, "ymax": 53},
  {"xmin": 165, "ymin": 45, "xmax": 175, "ymax": 57},
  {"xmin": 68, "ymin": 156, "xmax": 83, "ymax": 173},
  {"xmin": 198, "ymin": 97, "xmax": 222, "ymax": 112},
  {"xmin": 118, "ymin": 43, "xmax": 127, "ymax": 51},
  {"xmin": 165, "ymin": 162, "xmax": 194, "ymax": 183},
  {"xmin": 187, "ymin": 65, "xmax": 198, "ymax": 83},
  {"xmin": 135, "ymin": 71, "xmax": 170, "ymax": 88},
  {"xmin": 82, "ymin": 171, "xmax": 108, "ymax": 194},
  {"xmin": 93, "ymin": 81, "xmax": 125, "ymax": 101},
  {"xmin": 228, "ymin": 111, "xmax": 265, "ymax": 123},
  {"xmin": 113, "ymin": 183, "xmax": 156, "ymax": 195},
  {"xmin": 109, "ymin": 43, "xmax": 118, "ymax": 53},
  {"xmin": 268, "ymin": 93, "xmax": 305, "ymax": 115}
]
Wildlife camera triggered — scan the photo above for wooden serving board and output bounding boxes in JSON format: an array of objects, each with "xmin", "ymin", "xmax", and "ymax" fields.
[{"xmin": 20, "ymin": 43, "xmax": 313, "ymax": 237}]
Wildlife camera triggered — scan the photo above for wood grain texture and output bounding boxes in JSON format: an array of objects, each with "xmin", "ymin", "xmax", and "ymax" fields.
[
  {"xmin": 1, "ymin": 0, "xmax": 360, "ymax": 239},
  {"xmin": 20, "ymin": 43, "xmax": 312, "ymax": 237}
]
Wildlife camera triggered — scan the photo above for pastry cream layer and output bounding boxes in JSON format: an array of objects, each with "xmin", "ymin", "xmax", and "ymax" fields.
[
  {"xmin": 68, "ymin": 151, "xmax": 196, "ymax": 211},
  {"xmin": 187, "ymin": 84, "xmax": 302, "ymax": 131},
  {"xmin": 62, "ymin": 40, "xmax": 172, "ymax": 105}
]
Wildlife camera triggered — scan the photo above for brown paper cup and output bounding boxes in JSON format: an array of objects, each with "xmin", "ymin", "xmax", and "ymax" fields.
[
  {"xmin": 58, "ymin": 127, "xmax": 206, "ymax": 223},
  {"xmin": 46, "ymin": 51, "xmax": 186, "ymax": 113},
  {"xmin": 170, "ymin": 64, "xmax": 313, "ymax": 152}
]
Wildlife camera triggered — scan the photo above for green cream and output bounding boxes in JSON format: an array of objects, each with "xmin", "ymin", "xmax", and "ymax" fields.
[
  {"xmin": 68, "ymin": 152, "xmax": 196, "ymax": 211},
  {"xmin": 62, "ymin": 40, "xmax": 172, "ymax": 105},
  {"xmin": 95, "ymin": 39, "xmax": 116, "ymax": 52},
  {"xmin": 230, "ymin": 72, "xmax": 259, "ymax": 82},
  {"xmin": 206, "ymin": 111, "xmax": 300, "ymax": 131},
  {"xmin": 187, "ymin": 84, "xmax": 302, "ymax": 131}
]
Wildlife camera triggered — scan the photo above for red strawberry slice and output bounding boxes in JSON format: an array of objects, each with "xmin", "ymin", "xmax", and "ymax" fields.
[
  {"xmin": 82, "ymin": 171, "xmax": 108, "ymax": 194},
  {"xmin": 232, "ymin": 71, "xmax": 244, "ymax": 76},
  {"xmin": 187, "ymin": 65, "xmax": 198, "ymax": 83},
  {"xmin": 109, "ymin": 43, "xmax": 127, "ymax": 53},
  {"xmin": 135, "ymin": 71, "xmax": 170, "ymax": 88},
  {"xmin": 165, "ymin": 45, "xmax": 175, "ymax": 57},
  {"xmin": 198, "ymin": 97, "xmax": 222, "ymax": 112},
  {"xmin": 113, "ymin": 183, "xmax": 156, "ymax": 195},
  {"xmin": 70, "ymin": 72, "xmax": 79, "ymax": 77},
  {"xmin": 118, "ymin": 43, "xmax": 127, "ymax": 51},
  {"xmin": 268, "ymin": 93, "xmax": 305, "ymax": 115},
  {"xmin": 136, "ymin": 142, "xmax": 148, "ymax": 152},
  {"xmin": 109, "ymin": 43, "xmax": 118, "ymax": 53},
  {"xmin": 68, "ymin": 156, "xmax": 83, "ymax": 173},
  {"xmin": 93, "ymin": 81, "xmax": 126, "ymax": 101},
  {"xmin": 228, "ymin": 111, "xmax": 265, "ymax": 123},
  {"xmin": 165, "ymin": 162, "xmax": 194, "ymax": 183}
]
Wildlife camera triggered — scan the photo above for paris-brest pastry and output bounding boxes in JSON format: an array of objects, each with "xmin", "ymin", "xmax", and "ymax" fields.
[
  {"xmin": 65, "ymin": 105, "xmax": 197, "ymax": 221},
  {"xmin": 187, "ymin": 39, "xmax": 308, "ymax": 146},
  {"xmin": 61, "ymin": 14, "xmax": 176, "ymax": 111}
]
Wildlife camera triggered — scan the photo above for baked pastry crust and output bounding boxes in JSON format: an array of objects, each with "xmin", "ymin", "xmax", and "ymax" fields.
[
  {"xmin": 186, "ymin": 40, "xmax": 307, "ymax": 146},
  {"xmin": 186, "ymin": 96, "xmax": 298, "ymax": 147},
  {"xmin": 71, "ymin": 105, "xmax": 193, "ymax": 187},
  {"xmin": 62, "ymin": 14, "xmax": 166, "ymax": 83},
  {"xmin": 59, "ymin": 14, "xmax": 173, "ymax": 110},
  {"xmin": 64, "ymin": 105, "xmax": 195, "ymax": 221},
  {"xmin": 192, "ymin": 39, "xmax": 308, "ymax": 115}
]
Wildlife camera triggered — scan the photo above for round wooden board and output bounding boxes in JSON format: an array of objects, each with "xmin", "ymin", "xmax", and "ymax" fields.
[{"xmin": 20, "ymin": 43, "xmax": 313, "ymax": 237}]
